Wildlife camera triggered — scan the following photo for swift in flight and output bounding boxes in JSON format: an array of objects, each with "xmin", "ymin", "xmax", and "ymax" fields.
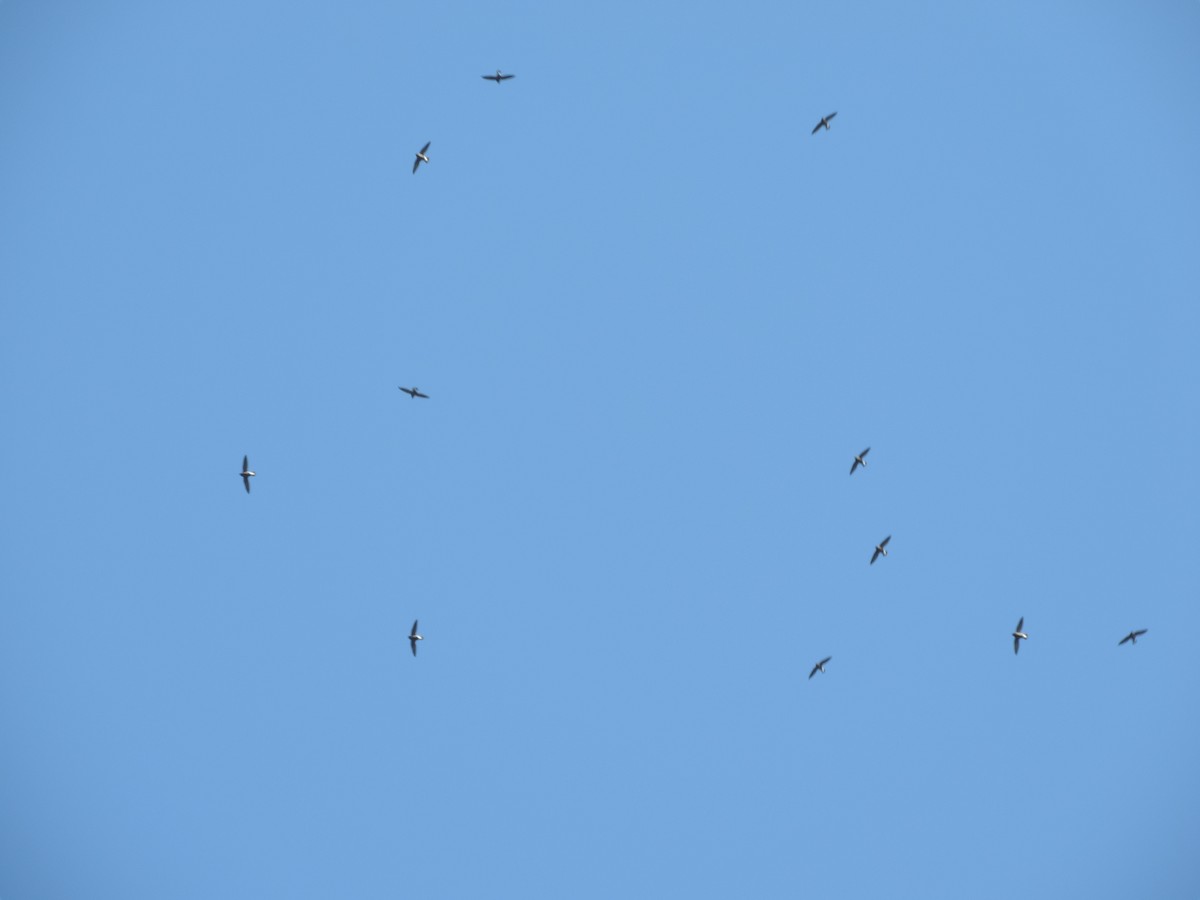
[
  {"xmin": 1118, "ymin": 629, "xmax": 1148, "ymax": 646},
  {"xmin": 240, "ymin": 456, "xmax": 255, "ymax": 494},
  {"xmin": 1013, "ymin": 617, "xmax": 1028, "ymax": 655},
  {"xmin": 850, "ymin": 447, "xmax": 870, "ymax": 475},
  {"xmin": 398, "ymin": 386, "xmax": 430, "ymax": 399},
  {"xmin": 409, "ymin": 620, "xmax": 424, "ymax": 657},
  {"xmin": 482, "ymin": 70, "xmax": 515, "ymax": 83},
  {"xmin": 811, "ymin": 111, "xmax": 838, "ymax": 134},
  {"xmin": 412, "ymin": 141, "xmax": 431, "ymax": 174},
  {"xmin": 809, "ymin": 656, "xmax": 832, "ymax": 679},
  {"xmin": 870, "ymin": 535, "xmax": 891, "ymax": 565}
]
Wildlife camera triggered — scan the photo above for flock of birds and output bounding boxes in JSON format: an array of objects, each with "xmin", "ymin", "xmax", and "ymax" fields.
[
  {"xmin": 241, "ymin": 434, "xmax": 1151, "ymax": 669},
  {"xmin": 238, "ymin": 72, "xmax": 1150, "ymax": 674},
  {"xmin": 801, "ymin": 448, "xmax": 1147, "ymax": 681}
]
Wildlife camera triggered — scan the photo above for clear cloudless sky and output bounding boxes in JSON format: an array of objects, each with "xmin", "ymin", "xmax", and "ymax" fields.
[{"xmin": 2, "ymin": 1, "xmax": 1198, "ymax": 897}]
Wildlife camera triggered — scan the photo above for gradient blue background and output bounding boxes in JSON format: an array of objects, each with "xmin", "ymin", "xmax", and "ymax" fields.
[{"xmin": 2, "ymin": 2, "xmax": 1198, "ymax": 897}]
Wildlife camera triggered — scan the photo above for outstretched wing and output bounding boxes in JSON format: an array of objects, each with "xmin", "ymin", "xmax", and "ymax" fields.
[
  {"xmin": 870, "ymin": 547, "xmax": 881, "ymax": 565},
  {"xmin": 243, "ymin": 455, "xmax": 249, "ymax": 471},
  {"xmin": 411, "ymin": 619, "xmax": 419, "ymax": 637},
  {"xmin": 243, "ymin": 474, "xmax": 251, "ymax": 494},
  {"xmin": 1118, "ymin": 633, "xmax": 1132, "ymax": 645},
  {"xmin": 850, "ymin": 459, "xmax": 861, "ymax": 475},
  {"xmin": 410, "ymin": 637, "xmax": 418, "ymax": 657},
  {"xmin": 811, "ymin": 120, "xmax": 824, "ymax": 135},
  {"xmin": 482, "ymin": 74, "xmax": 498, "ymax": 81},
  {"xmin": 880, "ymin": 535, "xmax": 891, "ymax": 549},
  {"xmin": 826, "ymin": 111, "xmax": 838, "ymax": 122},
  {"xmin": 1013, "ymin": 635, "xmax": 1020, "ymax": 655},
  {"xmin": 499, "ymin": 74, "xmax": 514, "ymax": 80},
  {"xmin": 412, "ymin": 156, "xmax": 421, "ymax": 174},
  {"xmin": 1016, "ymin": 617, "xmax": 1024, "ymax": 633},
  {"xmin": 420, "ymin": 141, "xmax": 431, "ymax": 154},
  {"xmin": 860, "ymin": 447, "xmax": 870, "ymax": 458},
  {"xmin": 1134, "ymin": 629, "xmax": 1147, "ymax": 638},
  {"xmin": 809, "ymin": 664, "xmax": 819, "ymax": 679}
]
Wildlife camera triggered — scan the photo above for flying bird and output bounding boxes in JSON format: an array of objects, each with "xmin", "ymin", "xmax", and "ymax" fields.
[
  {"xmin": 240, "ymin": 455, "xmax": 255, "ymax": 494},
  {"xmin": 811, "ymin": 111, "xmax": 838, "ymax": 134},
  {"xmin": 398, "ymin": 386, "xmax": 429, "ymax": 399},
  {"xmin": 482, "ymin": 70, "xmax": 515, "ymax": 82},
  {"xmin": 809, "ymin": 656, "xmax": 832, "ymax": 679},
  {"xmin": 409, "ymin": 620, "xmax": 423, "ymax": 657},
  {"xmin": 870, "ymin": 535, "xmax": 891, "ymax": 565},
  {"xmin": 1118, "ymin": 629, "xmax": 1148, "ymax": 646},
  {"xmin": 1013, "ymin": 617, "xmax": 1028, "ymax": 655},
  {"xmin": 850, "ymin": 447, "xmax": 871, "ymax": 475},
  {"xmin": 412, "ymin": 141, "xmax": 431, "ymax": 174}
]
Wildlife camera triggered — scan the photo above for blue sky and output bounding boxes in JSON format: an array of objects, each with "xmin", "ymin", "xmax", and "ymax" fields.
[{"xmin": 2, "ymin": 1, "xmax": 1198, "ymax": 897}]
